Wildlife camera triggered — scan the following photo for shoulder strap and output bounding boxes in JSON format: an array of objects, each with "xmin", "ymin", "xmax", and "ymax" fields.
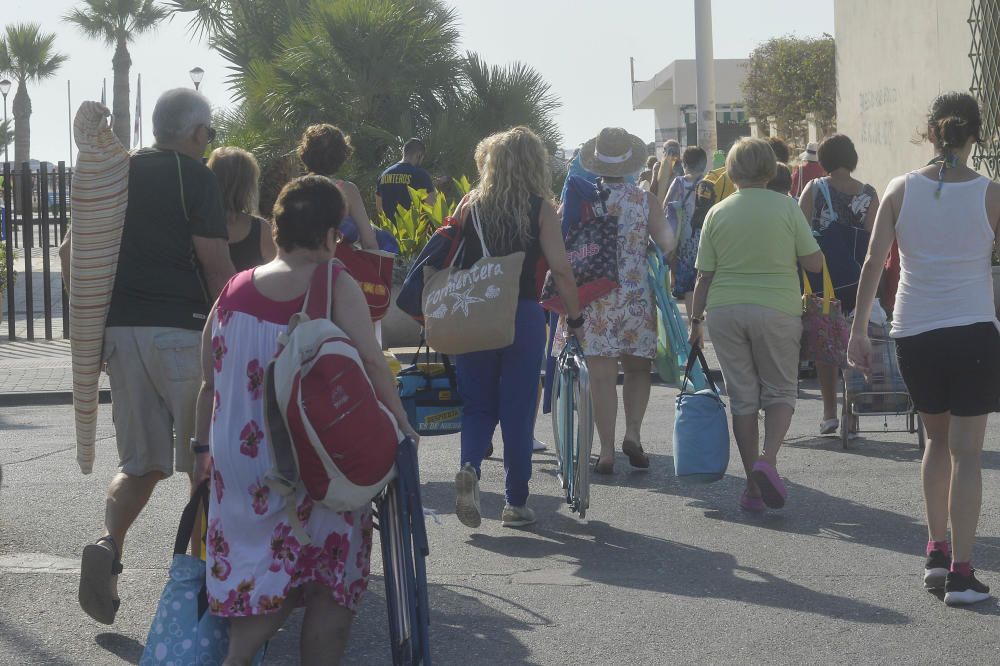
[
  {"xmin": 470, "ymin": 205, "xmax": 490, "ymax": 258},
  {"xmin": 816, "ymin": 178, "xmax": 837, "ymax": 221},
  {"xmin": 302, "ymin": 259, "xmax": 343, "ymax": 320},
  {"xmin": 174, "ymin": 151, "xmax": 189, "ymax": 223}
]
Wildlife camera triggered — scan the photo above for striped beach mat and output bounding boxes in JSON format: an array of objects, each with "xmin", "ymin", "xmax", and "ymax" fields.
[{"xmin": 70, "ymin": 102, "xmax": 129, "ymax": 474}]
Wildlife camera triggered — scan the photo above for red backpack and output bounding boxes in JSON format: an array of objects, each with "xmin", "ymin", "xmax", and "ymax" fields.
[{"xmin": 264, "ymin": 260, "xmax": 400, "ymax": 538}]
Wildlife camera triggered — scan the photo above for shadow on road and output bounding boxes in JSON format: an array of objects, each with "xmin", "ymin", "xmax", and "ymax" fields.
[
  {"xmin": 95, "ymin": 632, "xmax": 144, "ymax": 664},
  {"xmin": 0, "ymin": 617, "xmax": 78, "ymax": 666},
  {"xmin": 422, "ymin": 481, "xmax": 909, "ymax": 626},
  {"xmin": 258, "ymin": 576, "xmax": 545, "ymax": 665}
]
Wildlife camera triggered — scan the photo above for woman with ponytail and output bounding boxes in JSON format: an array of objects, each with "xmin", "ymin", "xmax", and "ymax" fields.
[{"xmin": 848, "ymin": 92, "xmax": 1000, "ymax": 606}]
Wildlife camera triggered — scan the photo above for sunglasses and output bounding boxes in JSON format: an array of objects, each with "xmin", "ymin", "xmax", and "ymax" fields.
[{"xmin": 201, "ymin": 125, "xmax": 217, "ymax": 143}]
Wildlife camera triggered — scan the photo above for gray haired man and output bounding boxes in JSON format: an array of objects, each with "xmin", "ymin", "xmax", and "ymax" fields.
[{"xmin": 72, "ymin": 88, "xmax": 236, "ymax": 624}]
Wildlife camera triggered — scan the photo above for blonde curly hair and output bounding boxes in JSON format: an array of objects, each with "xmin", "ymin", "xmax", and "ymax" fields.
[{"xmin": 467, "ymin": 126, "xmax": 551, "ymax": 252}]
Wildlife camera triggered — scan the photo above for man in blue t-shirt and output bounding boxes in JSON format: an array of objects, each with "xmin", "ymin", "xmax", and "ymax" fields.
[{"xmin": 376, "ymin": 138, "xmax": 436, "ymax": 221}]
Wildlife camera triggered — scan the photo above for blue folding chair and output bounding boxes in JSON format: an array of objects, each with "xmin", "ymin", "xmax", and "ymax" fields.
[
  {"xmin": 551, "ymin": 335, "xmax": 594, "ymax": 518},
  {"xmin": 375, "ymin": 438, "xmax": 431, "ymax": 665}
]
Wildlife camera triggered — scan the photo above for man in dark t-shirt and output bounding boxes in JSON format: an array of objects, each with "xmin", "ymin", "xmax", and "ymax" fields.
[
  {"xmin": 376, "ymin": 138, "xmax": 436, "ymax": 221},
  {"xmin": 73, "ymin": 89, "xmax": 235, "ymax": 626}
]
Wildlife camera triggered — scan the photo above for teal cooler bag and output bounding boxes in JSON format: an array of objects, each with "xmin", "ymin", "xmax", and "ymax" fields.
[
  {"xmin": 140, "ymin": 483, "xmax": 263, "ymax": 666},
  {"xmin": 397, "ymin": 350, "xmax": 463, "ymax": 436},
  {"xmin": 673, "ymin": 348, "xmax": 730, "ymax": 483}
]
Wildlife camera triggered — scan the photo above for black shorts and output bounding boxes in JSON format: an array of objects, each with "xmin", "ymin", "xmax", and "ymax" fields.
[{"xmin": 895, "ymin": 322, "xmax": 1000, "ymax": 417}]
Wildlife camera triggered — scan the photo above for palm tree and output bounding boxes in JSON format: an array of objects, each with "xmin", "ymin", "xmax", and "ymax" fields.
[
  {"xmin": 65, "ymin": 1, "xmax": 169, "ymax": 148},
  {"xmin": 0, "ymin": 119, "xmax": 11, "ymax": 158},
  {"xmin": 0, "ymin": 23, "xmax": 67, "ymax": 165}
]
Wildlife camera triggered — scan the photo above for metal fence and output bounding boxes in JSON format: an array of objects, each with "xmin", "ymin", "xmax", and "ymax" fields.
[{"xmin": 1, "ymin": 161, "xmax": 71, "ymax": 341}]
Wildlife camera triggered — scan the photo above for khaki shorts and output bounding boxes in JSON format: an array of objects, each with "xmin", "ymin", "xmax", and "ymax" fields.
[
  {"xmin": 707, "ymin": 304, "xmax": 802, "ymax": 416},
  {"xmin": 103, "ymin": 326, "xmax": 202, "ymax": 477}
]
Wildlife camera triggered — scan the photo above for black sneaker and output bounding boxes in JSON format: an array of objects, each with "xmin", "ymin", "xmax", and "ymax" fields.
[
  {"xmin": 923, "ymin": 550, "xmax": 951, "ymax": 590},
  {"xmin": 944, "ymin": 570, "xmax": 991, "ymax": 606}
]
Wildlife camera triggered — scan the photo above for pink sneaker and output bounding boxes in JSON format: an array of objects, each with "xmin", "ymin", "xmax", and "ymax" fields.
[
  {"xmin": 740, "ymin": 490, "xmax": 766, "ymax": 512},
  {"xmin": 751, "ymin": 460, "xmax": 787, "ymax": 509}
]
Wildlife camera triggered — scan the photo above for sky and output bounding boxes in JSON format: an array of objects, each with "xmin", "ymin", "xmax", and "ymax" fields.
[{"xmin": 4, "ymin": 0, "xmax": 834, "ymax": 164}]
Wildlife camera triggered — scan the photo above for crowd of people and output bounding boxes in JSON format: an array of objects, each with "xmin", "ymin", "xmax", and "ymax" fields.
[{"xmin": 65, "ymin": 85, "xmax": 1000, "ymax": 664}]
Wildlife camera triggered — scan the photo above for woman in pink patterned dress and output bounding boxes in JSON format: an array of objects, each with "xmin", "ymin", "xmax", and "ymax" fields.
[{"xmin": 191, "ymin": 175, "xmax": 417, "ymax": 665}]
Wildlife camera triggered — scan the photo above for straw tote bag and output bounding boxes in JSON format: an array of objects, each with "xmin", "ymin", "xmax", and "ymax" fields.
[
  {"xmin": 800, "ymin": 260, "xmax": 849, "ymax": 368},
  {"xmin": 422, "ymin": 206, "xmax": 524, "ymax": 355}
]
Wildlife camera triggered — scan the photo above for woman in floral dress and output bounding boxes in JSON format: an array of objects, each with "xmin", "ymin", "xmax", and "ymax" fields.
[
  {"xmin": 191, "ymin": 176, "xmax": 417, "ymax": 665},
  {"xmin": 554, "ymin": 128, "xmax": 675, "ymax": 474}
]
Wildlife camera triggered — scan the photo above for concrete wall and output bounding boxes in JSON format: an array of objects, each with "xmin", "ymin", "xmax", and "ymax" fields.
[{"xmin": 835, "ymin": 0, "xmax": 983, "ymax": 192}]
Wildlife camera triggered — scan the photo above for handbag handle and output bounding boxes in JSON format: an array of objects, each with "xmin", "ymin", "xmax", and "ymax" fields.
[
  {"xmin": 801, "ymin": 259, "xmax": 835, "ymax": 315},
  {"xmin": 469, "ymin": 205, "xmax": 490, "ymax": 258},
  {"xmin": 174, "ymin": 481, "xmax": 210, "ymax": 557},
  {"xmin": 679, "ymin": 346, "xmax": 721, "ymax": 396}
]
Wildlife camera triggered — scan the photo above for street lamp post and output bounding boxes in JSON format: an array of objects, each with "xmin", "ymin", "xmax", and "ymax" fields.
[
  {"xmin": 189, "ymin": 67, "xmax": 204, "ymax": 91},
  {"xmin": 0, "ymin": 79, "xmax": 11, "ymax": 165}
]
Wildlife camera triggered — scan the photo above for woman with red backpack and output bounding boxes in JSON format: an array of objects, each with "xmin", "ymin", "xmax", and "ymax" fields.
[{"xmin": 192, "ymin": 176, "xmax": 417, "ymax": 664}]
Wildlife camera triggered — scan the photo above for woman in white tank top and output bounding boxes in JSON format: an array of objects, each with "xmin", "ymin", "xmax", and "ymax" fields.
[{"xmin": 849, "ymin": 92, "xmax": 1000, "ymax": 607}]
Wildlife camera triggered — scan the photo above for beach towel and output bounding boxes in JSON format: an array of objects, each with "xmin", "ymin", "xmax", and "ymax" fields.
[{"xmin": 70, "ymin": 102, "xmax": 129, "ymax": 474}]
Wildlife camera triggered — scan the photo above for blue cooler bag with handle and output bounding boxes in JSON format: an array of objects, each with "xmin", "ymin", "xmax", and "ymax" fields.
[
  {"xmin": 397, "ymin": 342, "xmax": 463, "ymax": 436},
  {"xmin": 673, "ymin": 348, "xmax": 729, "ymax": 483},
  {"xmin": 140, "ymin": 482, "xmax": 265, "ymax": 665}
]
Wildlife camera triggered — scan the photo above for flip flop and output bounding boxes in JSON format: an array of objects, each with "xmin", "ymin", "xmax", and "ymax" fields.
[
  {"xmin": 79, "ymin": 536, "xmax": 122, "ymax": 625},
  {"xmin": 621, "ymin": 440, "xmax": 650, "ymax": 469},
  {"xmin": 750, "ymin": 460, "xmax": 787, "ymax": 509}
]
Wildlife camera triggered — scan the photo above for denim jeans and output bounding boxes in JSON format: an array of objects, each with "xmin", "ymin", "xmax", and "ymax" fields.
[{"xmin": 454, "ymin": 299, "xmax": 545, "ymax": 507}]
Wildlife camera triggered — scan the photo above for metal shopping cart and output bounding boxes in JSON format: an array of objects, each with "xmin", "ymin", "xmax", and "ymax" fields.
[
  {"xmin": 374, "ymin": 438, "xmax": 432, "ymax": 665},
  {"xmin": 841, "ymin": 321, "xmax": 924, "ymax": 450},
  {"xmin": 551, "ymin": 335, "xmax": 594, "ymax": 519}
]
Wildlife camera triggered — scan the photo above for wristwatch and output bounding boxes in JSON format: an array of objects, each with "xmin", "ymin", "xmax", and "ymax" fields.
[
  {"xmin": 690, "ymin": 314, "xmax": 705, "ymax": 324},
  {"xmin": 190, "ymin": 438, "xmax": 210, "ymax": 455},
  {"xmin": 567, "ymin": 313, "xmax": 585, "ymax": 329}
]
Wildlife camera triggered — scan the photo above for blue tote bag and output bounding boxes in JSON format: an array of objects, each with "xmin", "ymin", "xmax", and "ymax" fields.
[
  {"xmin": 140, "ymin": 483, "xmax": 263, "ymax": 666},
  {"xmin": 673, "ymin": 348, "xmax": 730, "ymax": 483},
  {"xmin": 647, "ymin": 247, "xmax": 706, "ymax": 390}
]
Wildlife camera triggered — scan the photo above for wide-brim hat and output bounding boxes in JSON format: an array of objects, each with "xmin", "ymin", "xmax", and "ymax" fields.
[
  {"xmin": 580, "ymin": 127, "xmax": 649, "ymax": 177},
  {"xmin": 799, "ymin": 141, "xmax": 819, "ymax": 162}
]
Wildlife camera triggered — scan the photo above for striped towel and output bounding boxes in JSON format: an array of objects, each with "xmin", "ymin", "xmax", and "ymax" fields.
[{"xmin": 70, "ymin": 102, "xmax": 129, "ymax": 474}]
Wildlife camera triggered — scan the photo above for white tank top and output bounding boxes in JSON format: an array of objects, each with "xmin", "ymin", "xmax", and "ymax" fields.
[{"xmin": 891, "ymin": 171, "xmax": 996, "ymax": 338}]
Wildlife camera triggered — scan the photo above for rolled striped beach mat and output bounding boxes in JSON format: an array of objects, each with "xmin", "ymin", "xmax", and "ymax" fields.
[{"xmin": 70, "ymin": 102, "xmax": 129, "ymax": 474}]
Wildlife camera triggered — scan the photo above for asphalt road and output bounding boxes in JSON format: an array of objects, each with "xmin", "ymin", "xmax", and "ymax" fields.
[{"xmin": 3, "ymin": 378, "xmax": 1000, "ymax": 665}]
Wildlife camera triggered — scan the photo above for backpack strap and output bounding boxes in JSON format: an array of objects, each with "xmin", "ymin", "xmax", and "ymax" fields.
[{"xmin": 302, "ymin": 259, "xmax": 345, "ymax": 321}]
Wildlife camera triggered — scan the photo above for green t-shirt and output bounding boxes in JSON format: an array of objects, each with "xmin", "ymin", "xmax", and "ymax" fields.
[
  {"xmin": 695, "ymin": 188, "xmax": 819, "ymax": 317},
  {"xmin": 107, "ymin": 148, "xmax": 227, "ymax": 330}
]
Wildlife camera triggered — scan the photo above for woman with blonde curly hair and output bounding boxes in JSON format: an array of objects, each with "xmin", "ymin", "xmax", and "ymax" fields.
[
  {"xmin": 452, "ymin": 126, "xmax": 582, "ymax": 529},
  {"xmin": 297, "ymin": 124, "xmax": 378, "ymax": 251}
]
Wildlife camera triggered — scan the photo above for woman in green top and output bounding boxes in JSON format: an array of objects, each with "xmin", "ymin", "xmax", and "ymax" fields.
[{"xmin": 688, "ymin": 138, "xmax": 824, "ymax": 512}]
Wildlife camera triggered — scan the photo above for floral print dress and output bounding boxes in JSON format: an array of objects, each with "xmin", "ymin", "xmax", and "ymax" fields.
[
  {"xmin": 206, "ymin": 268, "xmax": 373, "ymax": 618},
  {"xmin": 554, "ymin": 182, "xmax": 657, "ymax": 359}
]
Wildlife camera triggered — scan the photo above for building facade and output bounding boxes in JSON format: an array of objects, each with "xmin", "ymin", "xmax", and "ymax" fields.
[
  {"xmin": 631, "ymin": 59, "xmax": 749, "ymax": 154},
  {"xmin": 835, "ymin": 0, "xmax": 997, "ymax": 191}
]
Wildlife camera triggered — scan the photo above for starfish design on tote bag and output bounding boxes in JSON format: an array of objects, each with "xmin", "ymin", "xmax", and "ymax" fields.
[{"xmin": 449, "ymin": 286, "xmax": 485, "ymax": 316}]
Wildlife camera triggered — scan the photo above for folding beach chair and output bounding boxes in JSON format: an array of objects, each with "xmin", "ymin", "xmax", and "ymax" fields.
[
  {"xmin": 551, "ymin": 335, "xmax": 594, "ymax": 518},
  {"xmin": 374, "ymin": 438, "xmax": 432, "ymax": 665}
]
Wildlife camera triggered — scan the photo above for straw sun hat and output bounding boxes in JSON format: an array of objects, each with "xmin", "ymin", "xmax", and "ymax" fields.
[{"xmin": 580, "ymin": 127, "xmax": 649, "ymax": 177}]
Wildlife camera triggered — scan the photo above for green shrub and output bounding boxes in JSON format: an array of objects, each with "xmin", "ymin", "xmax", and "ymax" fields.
[{"xmin": 378, "ymin": 176, "xmax": 471, "ymax": 280}]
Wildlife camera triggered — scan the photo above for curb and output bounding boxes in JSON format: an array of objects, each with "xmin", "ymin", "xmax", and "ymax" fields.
[{"xmin": 0, "ymin": 389, "xmax": 111, "ymax": 407}]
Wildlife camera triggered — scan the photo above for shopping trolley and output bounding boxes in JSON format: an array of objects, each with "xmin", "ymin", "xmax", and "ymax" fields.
[
  {"xmin": 374, "ymin": 438, "xmax": 432, "ymax": 665},
  {"xmin": 551, "ymin": 335, "xmax": 594, "ymax": 518},
  {"xmin": 841, "ymin": 321, "xmax": 924, "ymax": 450}
]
